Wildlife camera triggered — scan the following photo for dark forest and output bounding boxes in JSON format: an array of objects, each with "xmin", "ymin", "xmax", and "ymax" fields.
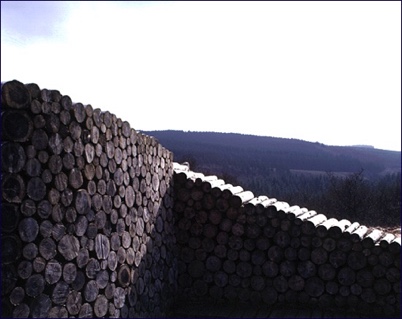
[{"xmin": 143, "ymin": 130, "xmax": 401, "ymax": 228}]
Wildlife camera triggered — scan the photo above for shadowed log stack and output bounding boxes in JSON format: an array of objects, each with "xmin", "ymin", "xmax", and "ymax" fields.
[
  {"xmin": 173, "ymin": 163, "xmax": 401, "ymax": 317},
  {"xmin": 1, "ymin": 80, "xmax": 177, "ymax": 318}
]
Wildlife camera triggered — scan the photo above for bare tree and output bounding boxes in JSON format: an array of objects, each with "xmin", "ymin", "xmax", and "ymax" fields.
[{"xmin": 326, "ymin": 169, "xmax": 373, "ymax": 221}]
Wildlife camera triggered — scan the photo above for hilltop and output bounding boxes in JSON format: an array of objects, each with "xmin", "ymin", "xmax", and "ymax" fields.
[{"xmin": 142, "ymin": 130, "xmax": 401, "ymax": 177}]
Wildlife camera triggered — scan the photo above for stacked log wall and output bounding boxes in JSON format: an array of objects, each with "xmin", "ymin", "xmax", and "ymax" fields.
[
  {"xmin": 173, "ymin": 164, "xmax": 401, "ymax": 317},
  {"xmin": 1, "ymin": 80, "xmax": 177, "ymax": 318},
  {"xmin": 2, "ymin": 79, "xmax": 400, "ymax": 318}
]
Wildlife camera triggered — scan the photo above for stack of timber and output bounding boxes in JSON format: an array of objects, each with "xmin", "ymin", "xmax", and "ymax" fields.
[
  {"xmin": 1, "ymin": 80, "xmax": 178, "ymax": 318},
  {"xmin": 173, "ymin": 163, "xmax": 401, "ymax": 318}
]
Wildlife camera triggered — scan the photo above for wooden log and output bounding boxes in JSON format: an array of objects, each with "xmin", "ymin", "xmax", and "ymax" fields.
[
  {"xmin": 297, "ymin": 247, "xmax": 311, "ymax": 261},
  {"xmin": 19, "ymin": 199, "xmax": 35, "ymax": 218},
  {"xmin": 374, "ymin": 278, "xmax": 392, "ymax": 295},
  {"xmin": 379, "ymin": 233, "xmax": 396, "ymax": 248},
  {"xmin": 2, "ymin": 235, "xmax": 21, "ymax": 264},
  {"xmin": 305, "ymin": 277, "xmax": 325, "ymax": 297},
  {"xmin": 329, "ymin": 250, "xmax": 347, "ymax": 268},
  {"xmin": 95, "ymin": 233, "xmax": 110, "ymax": 260},
  {"xmin": 231, "ymin": 223, "xmax": 244, "ymax": 236},
  {"xmin": 117, "ymin": 246, "xmax": 127, "ymax": 265},
  {"xmin": 73, "ymin": 102, "xmax": 86, "ymax": 123},
  {"xmin": 292, "ymin": 211, "xmax": 314, "ymax": 228},
  {"xmin": 301, "ymin": 213, "xmax": 326, "ymax": 235},
  {"xmin": 388, "ymin": 237, "xmax": 401, "ymax": 254},
  {"xmin": 316, "ymin": 218, "xmax": 341, "ymax": 237},
  {"xmin": 26, "ymin": 176, "xmax": 47, "ymax": 201},
  {"xmin": 273, "ymin": 275, "xmax": 288, "ymax": 293},
  {"xmin": 32, "ymin": 128, "xmax": 49, "ymax": 150},
  {"xmin": 2, "ymin": 203, "xmax": 20, "ymax": 233},
  {"xmin": 372, "ymin": 264, "xmax": 387, "ymax": 279},
  {"xmin": 324, "ymin": 281, "xmax": 339, "ymax": 296},
  {"xmin": 9, "ymin": 286, "xmax": 25, "ymax": 307},
  {"xmin": 287, "ymin": 205, "xmax": 307, "ymax": 220},
  {"xmin": 273, "ymin": 230, "xmax": 291, "ymax": 248},
  {"xmin": 25, "ymin": 82, "xmax": 41, "ymax": 99},
  {"xmin": 205, "ymin": 255, "xmax": 222, "ymax": 272},
  {"xmin": 2, "ymin": 80, "xmax": 31, "ymax": 109},
  {"xmin": 52, "ymin": 281, "xmax": 70, "ymax": 305},
  {"xmin": 58, "ymin": 234, "xmax": 80, "ymax": 261},
  {"xmin": 336, "ymin": 236, "xmax": 353, "ymax": 252},
  {"xmin": 60, "ymin": 109, "xmax": 71, "ymax": 127},
  {"xmin": 25, "ymin": 158, "xmax": 42, "ymax": 177},
  {"xmin": 378, "ymin": 250, "xmax": 394, "ymax": 267},
  {"xmin": 2, "ymin": 173, "xmax": 25, "ymax": 203},
  {"xmin": 84, "ymin": 280, "xmax": 99, "ymax": 303},
  {"xmin": 239, "ymin": 249, "xmax": 251, "ymax": 262},
  {"xmin": 280, "ymin": 219, "xmax": 292, "ymax": 232},
  {"xmin": 18, "ymin": 217, "xmax": 39, "ymax": 242},
  {"xmin": 362, "ymin": 229, "xmax": 384, "ymax": 248},
  {"xmin": 245, "ymin": 223, "xmax": 262, "ymax": 239},
  {"xmin": 287, "ymin": 274, "xmax": 305, "ymax": 292},
  {"xmin": 356, "ymin": 268, "xmax": 375, "ymax": 288},
  {"xmin": 311, "ymin": 247, "xmax": 328, "ymax": 265},
  {"xmin": 37, "ymin": 200, "xmax": 53, "ymax": 219},
  {"xmin": 25, "ymin": 273, "xmax": 45, "ymax": 297},
  {"xmin": 214, "ymin": 271, "xmax": 229, "ymax": 288},
  {"xmin": 349, "ymin": 225, "xmax": 368, "ymax": 241},
  {"xmin": 221, "ymin": 185, "xmax": 243, "ymax": 199},
  {"xmin": 203, "ymin": 178, "xmax": 224, "ymax": 193},
  {"xmin": 266, "ymin": 201, "xmax": 287, "ymax": 218},
  {"xmin": 337, "ymin": 266, "xmax": 356, "ymax": 286},
  {"xmin": 69, "ymin": 167, "xmax": 83, "ymax": 189},
  {"xmin": 117, "ymin": 264, "xmax": 131, "ymax": 287},
  {"xmin": 2, "ymin": 142, "xmax": 27, "ymax": 174},
  {"xmin": 49, "ymin": 305, "xmax": 70, "ymax": 318},
  {"xmin": 46, "ymin": 113, "xmax": 60, "ymax": 134},
  {"xmin": 39, "ymin": 237, "xmax": 57, "ymax": 260},
  {"xmin": 297, "ymin": 260, "xmax": 317, "ymax": 279},
  {"xmin": 40, "ymin": 88, "xmax": 52, "ymax": 102},
  {"xmin": 229, "ymin": 190, "xmax": 254, "ymax": 208},
  {"xmin": 70, "ymin": 270, "xmax": 85, "ymax": 292},
  {"xmin": 283, "ymin": 247, "xmax": 297, "ymax": 262},
  {"xmin": 347, "ymin": 251, "xmax": 367, "ymax": 270},
  {"xmin": 312, "ymin": 236, "xmax": 324, "ymax": 248},
  {"xmin": 94, "ymin": 295, "xmax": 108, "ymax": 317},
  {"xmin": 268, "ymin": 245, "xmax": 284, "ymax": 263},
  {"xmin": 279, "ymin": 260, "xmax": 296, "ymax": 277},
  {"xmin": 66, "ymin": 290, "xmax": 82, "ymax": 316},
  {"xmin": 31, "ymin": 293, "xmax": 52, "ymax": 318},
  {"xmin": 79, "ymin": 302, "xmax": 94, "ymax": 318},
  {"xmin": 75, "ymin": 189, "xmax": 91, "ymax": 215},
  {"xmin": 62, "ymin": 262, "xmax": 77, "ymax": 284},
  {"xmin": 16, "ymin": 260, "xmax": 32, "ymax": 282}
]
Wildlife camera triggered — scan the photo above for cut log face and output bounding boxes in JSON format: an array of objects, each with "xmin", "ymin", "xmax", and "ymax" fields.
[{"xmin": 2, "ymin": 80, "xmax": 31, "ymax": 109}]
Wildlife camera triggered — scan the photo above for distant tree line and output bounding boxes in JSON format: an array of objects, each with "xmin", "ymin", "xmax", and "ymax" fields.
[
  {"xmin": 181, "ymin": 155, "xmax": 400, "ymax": 228},
  {"xmin": 288, "ymin": 170, "xmax": 401, "ymax": 228}
]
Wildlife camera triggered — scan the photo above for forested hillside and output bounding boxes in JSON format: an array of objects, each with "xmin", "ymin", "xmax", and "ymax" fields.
[{"xmin": 143, "ymin": 130, "xmax": 401, "ymax": 228}]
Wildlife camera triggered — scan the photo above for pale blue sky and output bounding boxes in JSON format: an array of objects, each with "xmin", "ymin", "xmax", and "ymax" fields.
[{"xmin": 2, "ymin": 1, "xmax": 401, "ymax": 151}]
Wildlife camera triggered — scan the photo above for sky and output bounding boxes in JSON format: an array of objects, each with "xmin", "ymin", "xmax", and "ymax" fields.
[{"xmin": 1, "ymin": 1, "xmax": 401, "ymax": 151}]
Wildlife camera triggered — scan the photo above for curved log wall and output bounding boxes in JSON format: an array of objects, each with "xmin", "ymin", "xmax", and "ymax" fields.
[
  {"xmin": 173, "ymin": 164, "xmax": 401, "ymax": 317},
  {"xmin": 1, "ymin": 80, "xmax": 177, "ymax": 317},
  {"xmin": 1, "ymin": 80, "xmax": 400, "ymax": 318}
]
